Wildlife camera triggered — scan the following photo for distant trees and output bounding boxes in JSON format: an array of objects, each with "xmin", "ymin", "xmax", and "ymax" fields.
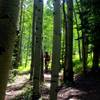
[
  {"xmin": 18, "ymin": 0, "xmax": 33, "ymax": 67},
  {"xmin": 77, "ymin": 0, "xmax": 100, "ymax": 73},
  {"xmin": 62, "ymin": 0, "xmax": 100, "ymax": 83},
  {"xmin": 18, "ymin": 0, "xmax": 24, "ymax": 66},
  {"xmin": 0, "ymin": 0, "xmax": 20, "ymax": 100}
]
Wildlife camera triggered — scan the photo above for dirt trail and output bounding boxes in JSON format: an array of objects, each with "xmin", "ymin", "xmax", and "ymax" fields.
[
  {"xmin": 5, "ymin": 73, "xmax": 100, "ymax": 100},
  {"xmin": 5, "ymin": 75, "xmax": 29, "ymax": 100},
  {"xmin": 42, "ymin": 73, "xmax": 100, "ymax": 100},
  {"xmin": 58, "ymin": 78, "xmax": 100, "ymax": 100}
]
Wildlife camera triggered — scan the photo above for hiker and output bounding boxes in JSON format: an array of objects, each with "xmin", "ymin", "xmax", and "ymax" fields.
[{"xmin": 44, "ymin": 52, "xmax": 50, "ymax": 73}]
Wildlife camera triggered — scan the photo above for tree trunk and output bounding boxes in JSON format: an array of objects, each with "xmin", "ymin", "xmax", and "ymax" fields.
[
  {"xmin": 63, "ymin": 0, "xmax": 67, "ymax": 82},
  {"xmin": 92, "ymin": 45, "xmax": 99, "ymax": 71},
  {"xmin": 50, "ymin": 0, "xmax": 61, "ymax": 99},
  {"xmin": 19, "ymin": 0, "xmax": 24, "ymax": 66},
  {"xmin": 40, "ymin": 50, "xmax": 44, "ymax": 82},
  {"xmin": 92, "ymin": 1, "xmax": 100, "ymax": 72},
  {"xmin": 0, "ymin": 1, "xmax": 19, "ymax": 99},
  {"xmin": 13, "ymin": 31, "xmax": 20, "ymax": 69},
  {"xmin": 73, "ymin": 8, "xmax": 82, "ymax": 61},
  {"xmin": 64, "ymin": 0, "xmax": 73, "ymax": 83},
  {"xmin": 25, "ymin": 31, "xmax": 31, "ymax": 67},
  {"xmin": 30, "ymin": 0, "xmax": 37, "ymax": 80},
  {"xmin": 80, "ymin": 0, "xmax": 88, "ymax": 74},
  {"xmin": 32, "ymin": 0, "xmax": 43, "ymax": 99}
]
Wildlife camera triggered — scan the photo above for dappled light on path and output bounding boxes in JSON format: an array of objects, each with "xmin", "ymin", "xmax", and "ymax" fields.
[
  {"xmin": 58, "ymin": 87, "xmax": 86, "ymax": 100},
  {"xmin": 5, "ymin": 75, "xmax": 30, "ymax": 100},
  {"xmin": 5, "ymin": 72, "xmax": 100, "ymax": 100},
  {"xmin": 42, "ymin": 73, "xmax": 100, "ymax": 100}
]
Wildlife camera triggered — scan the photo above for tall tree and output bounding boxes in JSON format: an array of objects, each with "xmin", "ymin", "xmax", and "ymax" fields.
[
  {"xmin": 30, "ymin": 0, "xmax": 36, "ymax": 80},
  {"xmin": 63, "ymin": 0, "xmax": 68, "ymax": 82},
  {"xmin": 0, "ymin": 0, "xmax": 19, "ymax": 99},
  {"xmin": 32, "ymin": 0, "xmax": 43, "ymax": 99},
  {"xmin": 19, "ymin": 0, "xmax": 24, "ymax": 66},
  {"xmin": 73, "ymin": 7, "xmax": 82, "ymax": 61},
  {"xmin": 25, "ymin": 29, "xmax": 31, "ymax": 67},
  {"xmin": 50, "ymin": 0, "xmax": 61, "ymax": 99},
  {"xmin": 64, "ymin": 0, "xmax": 73, "ymax": 83},
  {"xmin": 92, "ymin": 0, "xmax": 100, "ymax": 72},
  {"xmin": 80, "ymin": 0, "xmax": 88, "ymax": 74}
]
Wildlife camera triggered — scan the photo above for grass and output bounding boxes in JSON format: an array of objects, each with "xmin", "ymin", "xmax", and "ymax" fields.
[
  {"xmin": 73, "ymin": 54, "xmax": 93, "ymax": 74},
  {"xmin": 17, "ymin": 66, "xmax": 30, "ymax": 73}
]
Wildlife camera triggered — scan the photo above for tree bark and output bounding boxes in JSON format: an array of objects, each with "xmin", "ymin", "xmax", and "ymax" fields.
[
  {"xmin": 0, "ymin": 0, "xmax": 19, "ymax": 99},
  {"xmin": 13, "ymin": 31, "xmax": 20, "ymax": 69},
  {"xmin": 64, "ymin": 0, "xmax": 73, "ymax": 83},
  {"xmin": 32, "ymin": 0, "xmax": 43, "ymax": 99},
  {"xmin": 50, "ymin": 0, "xmax": 61, "ymax": 99},
  {"xmin": 30, "ymin": 0, "xmax": 37, "ymax": 80},
  {"xmin": 80, "ymin": 0, "xmax": 88, "ymax": 74},
  {"xmin": 19, "ymin": 0, "xmax": 24, "ymax": 66}
]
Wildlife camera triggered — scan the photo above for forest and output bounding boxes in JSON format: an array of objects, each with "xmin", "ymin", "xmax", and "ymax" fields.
[{"xmin": 0, "ymin": 0, "xmax": 100, "ymax": 100}]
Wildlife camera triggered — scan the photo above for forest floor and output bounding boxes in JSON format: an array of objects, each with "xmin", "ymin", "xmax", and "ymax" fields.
[
  {"xmin": 5, "ymin": 71, "xmax": 100, "ymax": 100},
  {"xmin": 5, "ymin": 74, "xmax": 31, "ymax": 100},
  {"xmin": 42, "ymin": 72, "xmax": 100, "ymax": 100}
]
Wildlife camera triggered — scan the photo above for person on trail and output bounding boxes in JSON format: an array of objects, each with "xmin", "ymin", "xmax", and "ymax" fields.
[{"xmin": 44, "ymin": 52, "xmax": 50, "ymax": 73}]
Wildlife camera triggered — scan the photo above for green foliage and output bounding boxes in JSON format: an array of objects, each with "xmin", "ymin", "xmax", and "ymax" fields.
[
  {"xmin": 43, "ymin": 6, "xmax": 53, "ymax": 53},
  {"xmin": 18, "ymin": 0, "xmax": 100, "ymax": 74},
  {"xmin": 8, "ymin": 71, "xmax": 16, "ymax": 83},
  {"xmin": 20, "ymin": 0, "xmax": 54, "ymax": 65},
  {"xmin": 73, "ymin": 54, "xmax": 93, "ymax": 74},
  {"xmin": 21, "ymin": 0, "xmax": 32, "ymax": 66},
  {"xmin": 73, "ymin": 55, "xmax": 82, "ymax": 73},
  {"xmin": 17, "ymin": 66, "xmax": 30, "ymax": 73}
]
